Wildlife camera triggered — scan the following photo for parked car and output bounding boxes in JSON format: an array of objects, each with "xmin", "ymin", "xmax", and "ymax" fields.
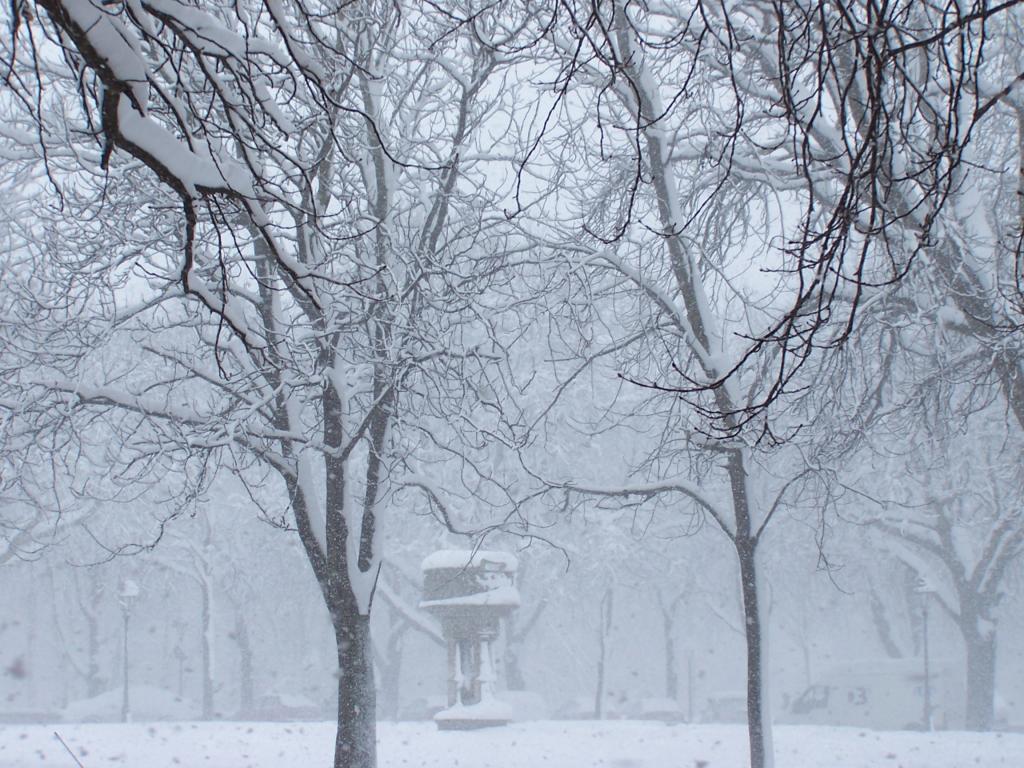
[
  {"xmin": 554, "ymin": 694, "xmax": 633, "ymax": 720},
  {"xmin": 633, "ymin": 697, "xmax": 686, "ymax": 724},
  {"xmin": 783, "ymin": 658, "xmax": 962, "ymax": 730},
  {"xmin": 701, "ymin": 691, "xmax": 747, "ymax": 724}
]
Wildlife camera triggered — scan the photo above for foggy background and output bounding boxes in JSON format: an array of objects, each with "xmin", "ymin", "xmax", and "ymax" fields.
[{"xmin": 4, "ymin": 469, "xmax": 1023, "ymax": 729}]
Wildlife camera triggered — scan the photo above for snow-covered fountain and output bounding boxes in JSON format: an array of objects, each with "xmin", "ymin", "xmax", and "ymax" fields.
[{"xmin": 420, "ymin": 549, "xmax": 520, "ymax": 730}]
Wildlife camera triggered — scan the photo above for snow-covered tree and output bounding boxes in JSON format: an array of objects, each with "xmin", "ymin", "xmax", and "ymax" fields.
[
  {"xmin": 510, "ymin": 2, "xmax": 1023, "ymax": 766},
  {"xmin": 4, "ymin": 3, "xmax": 534, "ymax": 766}
]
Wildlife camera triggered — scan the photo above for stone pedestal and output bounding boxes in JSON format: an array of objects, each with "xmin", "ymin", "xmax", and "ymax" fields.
[{"xmin": 420, "ymin": 550, "xmax": 519, "ymax": 729}]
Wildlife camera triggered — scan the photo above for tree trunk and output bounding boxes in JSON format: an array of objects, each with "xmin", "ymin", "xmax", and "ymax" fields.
[
  {"xmin": 25, "ymin": 575, "xmax": 37, "ymax": 707},
  {"xmin": 504, "ymin": 644, "xmax": 526, "ymax": 692},
  {"xmin": 233, "ymin": 612, "xmax": 255, "ymax": 718},
  {"xmin": 869, "ymin": 587, "xmax": 904, "ymax": 660},
  {"xmin": 964, "ymin": 625, "xmax": 997, "ymax": 730},
  {"xmin": 594, "ymin": 587, "xmax": 613, "ymax": 720},
  {"xmin": 200, "ymin": 579, "xmax": 215, "ymax": 720},
  {"xmin": 661, "ymin": 601, "xmax": 678, "ymax": 700},
  {"xmin": 121, "ymin": 609, "xmax": 131, "ymax": 722},
  {"xmin": 288, "ymin": 455, "xmax": 381, "ymax": 768},
  {"xmin": 333, "ymin": 614, "xmax": 376, "ymax": 768},
  {"xmin": 85, "ymin": 604, "xmax": 103, "ymax": 697},
  {"xmin": 726, "ymin": 448, "xmax": 774, "ymax": 768},
  {"xmin": 736, "ymin": 536, "xmax": 772, "ymax": 768},
  {"xmin": 296, "ymin": 387, "xmax": 384, "ymax": 768}
]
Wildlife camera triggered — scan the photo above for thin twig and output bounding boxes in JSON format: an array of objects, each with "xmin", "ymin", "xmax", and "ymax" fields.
[{"xmin": 53, "ymin": 731, "xmax": 86, "ymax": 768}]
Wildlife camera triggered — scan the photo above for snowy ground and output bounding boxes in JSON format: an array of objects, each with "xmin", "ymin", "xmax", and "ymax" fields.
[{"xmin": 0, "ymin": 720, "xmax": 1019, "ymax": 768}]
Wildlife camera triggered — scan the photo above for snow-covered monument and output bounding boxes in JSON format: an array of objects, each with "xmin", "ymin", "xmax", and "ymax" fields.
[{"xmin": 420, "ymin": 549, "xmax": 520, "ymax": 729}]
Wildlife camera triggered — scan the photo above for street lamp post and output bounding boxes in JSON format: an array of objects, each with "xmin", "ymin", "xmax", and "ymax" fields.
[
  {"xmin": 915, "ymin": 578, "xmax": 934, "ymax": 732},
  {"xmin": 119, "ymin": 579, "xmax": 141, "ymax": 723}
]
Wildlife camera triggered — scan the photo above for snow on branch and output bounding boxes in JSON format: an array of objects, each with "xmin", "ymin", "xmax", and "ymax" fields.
[
  {"xmin": 31, "ymin": 0, "xmax": 327, "ymax": 335},
  {"xmin": 559, "ymin": 477, "xmax": 734, "ymax": 540}
]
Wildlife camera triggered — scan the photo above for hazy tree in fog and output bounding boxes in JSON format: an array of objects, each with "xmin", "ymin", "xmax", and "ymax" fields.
[
  {"xmin": 51, "ymin": 564, "xmax": 109, "ymax": 700},
  {"xmin": 835, "ymin": 276, "xmax": 1024, "ymax": 733},
  {"xmin": 153, "ymin": 514, "xmax": 222, "ymax": 719},
  {"xmin": 499, "ymin": 552, "xmax": 552, "ymax": 694},
  {"xmin": 857, "ymin": 405, "xmax": 1024, "ymax": 730}
]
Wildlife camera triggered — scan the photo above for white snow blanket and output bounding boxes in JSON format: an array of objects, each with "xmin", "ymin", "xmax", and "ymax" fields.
[{"xmin": 0, "ymin": 721, "xmax": 1019, "ymax": 768}]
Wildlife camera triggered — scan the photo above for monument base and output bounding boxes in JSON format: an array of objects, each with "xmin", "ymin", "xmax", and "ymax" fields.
[
  {"xmin": 435, "ymin": 717, "xmax": 511, "ymax": 730},
  {"xmin": 434, "ymin": 699, "xmax": 513, "ymax": 730}
]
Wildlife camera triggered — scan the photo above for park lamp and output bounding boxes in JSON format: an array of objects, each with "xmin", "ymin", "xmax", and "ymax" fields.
[
  {"xmin": 913, "ymin": 576, "xmax": 936, "ymax": 596},
  {"xmin": 118, "ymin": 578, "xmax": 142, "ymax": 723},
  {"xmin": 913, "ymin": 576, "xmax": 935, "ymax": 731},
  {"xmin": 119, "ymin": 578, "xmax": 141, "ymax": 612}
]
